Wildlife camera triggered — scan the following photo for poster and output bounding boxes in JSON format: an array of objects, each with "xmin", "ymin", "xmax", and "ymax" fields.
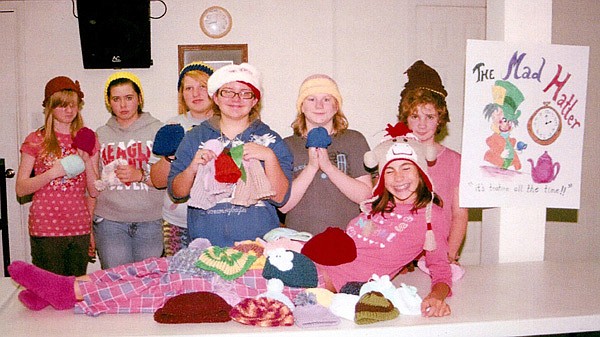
[{"xmin": 460, "ymin": 40, "xmax": 589, "ymax": 209}]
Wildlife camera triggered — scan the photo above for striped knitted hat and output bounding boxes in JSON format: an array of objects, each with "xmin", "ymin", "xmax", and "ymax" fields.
[
  {"xmin": 354, "ymin": 291, "xmax": 399, "ymax": 325},
  {"xmin": 229, "ymin": 297, "xmax": 294, "ymax": 327},
  {"xmin": 178, "ymin": 61, "xmax": 214, "ymax": 89},
  {"xmin": 195, "ymin": 246, "xmax": 256, "ymax": 280}
]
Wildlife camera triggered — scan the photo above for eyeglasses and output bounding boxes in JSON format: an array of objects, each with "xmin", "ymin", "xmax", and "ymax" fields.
[{"xmin": 219, "ymin": 89, "xmax": 255, "ymax": 100}]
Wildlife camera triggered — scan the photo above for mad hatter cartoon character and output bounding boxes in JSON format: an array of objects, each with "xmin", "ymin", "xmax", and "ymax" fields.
[{"xmin": 482, "ymin": 80, "xmax": 526, "ymax": 171}]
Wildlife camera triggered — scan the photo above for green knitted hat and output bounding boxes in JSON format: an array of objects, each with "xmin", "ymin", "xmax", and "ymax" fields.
[
  {"xmin": 195, "ymin": 246, "xmax": 256, "ymax": 280},
  {"xmin": 354, "ymin": 291, "xmax": 399, "ymax": 325}
]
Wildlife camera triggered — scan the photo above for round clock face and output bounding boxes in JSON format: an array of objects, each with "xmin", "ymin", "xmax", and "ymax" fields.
[
  {"xmin": 527, "ymin": 104, "xmax": 562, "ymax": 145},
  {"xmin": 200, "ymin": 6, "xmax": 232, "ymax": 38}
]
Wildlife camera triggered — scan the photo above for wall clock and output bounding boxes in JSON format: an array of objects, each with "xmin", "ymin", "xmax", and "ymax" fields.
[
  {"xmin": 199, "ymin": 6, "xmax": 232, "ymax": 39},
  {"xmin": 527, "ymin": 102, "xmax": 562, "ymax": 146}
]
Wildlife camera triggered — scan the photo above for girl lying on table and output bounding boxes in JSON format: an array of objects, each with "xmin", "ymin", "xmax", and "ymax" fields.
[{"xmin": 8, "ymin": 123, "xmax": 452, "ymax": 319}]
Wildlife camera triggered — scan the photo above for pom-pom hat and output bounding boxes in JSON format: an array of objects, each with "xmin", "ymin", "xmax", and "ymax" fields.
[
  {"xmin": 207, "ymin": 63, "xmax": 262, "ymax": 100},
  {"xmin": 43, "ymin": 76, "xmax": 84, "ymax": 107},
  {"xmin": 104, "ymin": 71, "xmax": 144, "ymax": 111},
  {"xmin": 363, "ymin": 122, "xmax": 437, "ymax": 251},
  {"xmin": 262, "ymin": 248, "xmax": 318, "ymax": 288},
  {"xmin": 178, "ymin": 61, "xmax": 214, "ymax": 89}
]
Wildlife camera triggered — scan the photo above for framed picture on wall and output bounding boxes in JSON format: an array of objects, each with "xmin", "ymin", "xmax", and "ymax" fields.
[{"xmin": 177, "ymin": 44, "xmax": 248, "ymax": 72}]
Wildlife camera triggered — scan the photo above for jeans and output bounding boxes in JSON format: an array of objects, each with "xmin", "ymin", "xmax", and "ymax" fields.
[{"xmin": 93, "ymin": 217, "xmax": 163, "ymax": 269}]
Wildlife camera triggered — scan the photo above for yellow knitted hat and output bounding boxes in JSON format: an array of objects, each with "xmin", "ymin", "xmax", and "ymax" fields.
[
  {"xmin": 104, "ymin": 71, "xmax": 144, "ymax": 112},
  {"xmin": 195, "ymin": 246, "xmax": 256, "ymax": 280},
  {"xmin": 296, "ymin": 74, "xmax": 343, "ymax": 114}
]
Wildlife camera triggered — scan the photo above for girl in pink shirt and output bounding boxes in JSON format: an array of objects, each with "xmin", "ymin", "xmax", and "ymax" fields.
[
  {"xmin": 319, "ymin": 123, "xmax": 452, "ymax": 317},
  {"xmin": 16, "ymin": 76, "xmax": 99, "ymax": 277}
]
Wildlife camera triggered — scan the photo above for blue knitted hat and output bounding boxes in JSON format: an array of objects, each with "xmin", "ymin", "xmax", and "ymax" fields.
[
  {"xmin": 305, "ymin": 126, "xmax": 332, "ymax": 148},
  {"xmin": 262, "ymin": 249, "xmax": 318, "ymax": 288},
  {"xmin": 152, "ymin": 124, "xmax": 185, "ymax": 157},
  {"xmin": 178, "ymin": 62, "xmax": 215, "ymax": 90}
]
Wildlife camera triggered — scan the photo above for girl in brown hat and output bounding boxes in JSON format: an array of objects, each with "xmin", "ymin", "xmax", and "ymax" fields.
[{"xmin": 15, "ymin": 76, "xmax": 99, "ymax": 277}]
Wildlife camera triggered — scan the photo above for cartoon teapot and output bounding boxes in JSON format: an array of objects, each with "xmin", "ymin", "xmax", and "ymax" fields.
[{"xmin": 528, "ymin": 151, "xmax": 560, "ymax": 183}]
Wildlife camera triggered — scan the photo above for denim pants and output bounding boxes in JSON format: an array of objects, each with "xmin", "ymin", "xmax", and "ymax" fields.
[{"xmin": 93, "ymin": 217, "xmax": 163, "ymax": 269}]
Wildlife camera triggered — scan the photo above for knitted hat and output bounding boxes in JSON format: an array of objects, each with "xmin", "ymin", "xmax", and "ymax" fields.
[
  {"xmin": 152, "ymin": 124, "xmax": 185, "ymax": 157},
  {"xmin": 73, "ymin": 127, "xmax": 96, "ymax": 156},
  {"xmin": 305, "ymin": 126, "xmax": 332, "ymax": 148},
  {"xmin": 492, "ymin": 80, "xmax": 524, "ymax": 122},
  {"xmin": 293, "ymin": 293, "xmax": 340, "ymax": 328},
  {"xmin": 400, "ymin": 60, "xmax": 447, "ymax": 99},
  {"xmin": 363, "ymin": 122, "xmax": 437, "ymax": 251},
  {"xmin": 60, "ymin": 155, "xmax": 85, "ymax": 178},
  {"xmin": 214, "ymin": 148, "xmax": 242, "ymax": 183},
  {"xmin": 296, "ymin": 74, "xmax": 343, "ymax": 114},
  {"xmin": 207, "ymin": 63, "xmax": 262, "ymax": 100},
  {"xmin": 195, "ymin": 246, "xmax": 256, "ymax": 280},
  {"xmin": 154, "ymin": 292, "xmax": 232, "ymax": 324},
  {"xmin": 301, "ymin": 227, "xmax": 357, "ymax": 266},
  {"xmin": 364, "ymin": 122, "xmax": 435, "ymax": 198},
  {"xmin": 339, "ymin": 281, "xmax": 366, "ymax": 296},
  {"xmin": 43, "ymin": 76, "xmax": 84, "ymax": 107},
  {"xmin": 305, "ymin": 288, "xmax": 335, "ymax": 307},
  {"xmin": 104, "ymin": 71, "xmax": 144, "ymax": 111},
  {"xmin": 178, "ymin": 61, "xmax": 214, "ymax": 90},
  {"xmin": 354, "ymin": 291, "xmax": 399, "ymax": 325},
  {"xmin": 230, "ymin": 297, "xmax": 294, "ymax": 327},
  {"xmin": 262, "ymin": 248, "xmax": 318, "ymax": 288},
  {"xmin": 262, "ymin": 227, "xmax": 313, "ymax": 242}
]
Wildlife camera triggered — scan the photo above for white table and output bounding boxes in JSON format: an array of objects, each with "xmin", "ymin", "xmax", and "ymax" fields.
[{"xmin": 1, "ymin": 261, "xmax": 599, "ymax": 337}]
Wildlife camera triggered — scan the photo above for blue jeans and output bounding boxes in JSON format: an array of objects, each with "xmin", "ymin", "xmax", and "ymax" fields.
[{"xmin": 93, "ymin": 217, "xmax": 163, "ymax": 269}]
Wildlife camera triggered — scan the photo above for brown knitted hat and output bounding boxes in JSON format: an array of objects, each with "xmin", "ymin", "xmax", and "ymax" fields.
[
  {"xmin": 154, "ymin": 292, "xmax": 232, "ymax": 324},
  {"xmin": 400, "ymin": 60, "xmax": 447, "ymax": 99},
  {"xmin": 43, "ymin": 76, "xmax": 84, "ymax": 107},
  {"xmin": 354, "ymin": 291, "xmax": 399, "ymax": 325}
]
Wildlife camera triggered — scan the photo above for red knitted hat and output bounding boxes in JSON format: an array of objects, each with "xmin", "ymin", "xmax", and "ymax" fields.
[
  {"xmin": 214, "ymin": 149, "xmax": 242, "ymax": 183},
  {"xmin": 229, "ymin": 297, "xmax": 294, "ymax": 327},
  {"xmin": 43, "ymin": 76, "xmax": 84, "ymax": 107},
  {"xmin": 154, "ymin": 292, "xmax": 232, "ymax": 324},
  {"xmin": 73, "ymin": 127, "xmax": 96, "ymax": 156},
  {"xmin": 301, "ymin": 227, "xmax": 357, "ymax": 266}
]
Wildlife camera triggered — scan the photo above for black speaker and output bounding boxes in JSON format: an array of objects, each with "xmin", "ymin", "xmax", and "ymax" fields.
[{"xmin": 77, "ymin": 0, "xmax": 152, "ymax": 69}]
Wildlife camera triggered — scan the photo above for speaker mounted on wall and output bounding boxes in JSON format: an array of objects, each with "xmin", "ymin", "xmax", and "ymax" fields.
[{"xmin": 77, "ymin": 0, "xmax": 152, "ymax": 69}]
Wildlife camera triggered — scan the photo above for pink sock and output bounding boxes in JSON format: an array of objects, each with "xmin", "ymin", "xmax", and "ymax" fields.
[
  {"xmin": 8, "ymin": 261, "xmax": 77, "ymax": 310},
  {"xmin": 18, "ymin": 290, "xmax": 50, "ymax": 311}
]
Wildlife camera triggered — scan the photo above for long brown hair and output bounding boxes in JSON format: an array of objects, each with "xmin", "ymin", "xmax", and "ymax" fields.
[{"xmin": 41, "ymin": 90, "xmax": 84, "ymax": 158}]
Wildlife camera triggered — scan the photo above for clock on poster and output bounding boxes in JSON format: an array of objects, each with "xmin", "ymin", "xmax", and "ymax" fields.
[
  {"xmin": 527, "ymin": 102, "xmax": 562, "ymax": 145},
  {"xmin": 200, "ymin": 6, "xmax": 232, "ymax": 39}
]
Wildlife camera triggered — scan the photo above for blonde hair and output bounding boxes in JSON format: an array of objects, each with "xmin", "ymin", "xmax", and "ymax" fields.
[
  {"xmin": 291, "ymin": 96, "xmax": 348, "ymax": 137},
  {"xmin": 178, "ymin": 70, "xmax": 212, "ymax": 115},
  {"xmin": 41, "ymin": 90, "xmax": 84, "ymax": 157}
]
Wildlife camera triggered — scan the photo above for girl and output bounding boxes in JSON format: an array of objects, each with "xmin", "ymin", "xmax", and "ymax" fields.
[
  {"xmin": 16, "ymin": 76, "xmax": 99, "ymax": 276},
  {"xmin": 93, "ymin": 71, "xmax": 164, "ymax": 269},
  {"xmin": 317, "ymin": 123, "xmax": 453, "ymax": 317},
  {"xmin": 398, "ymin": 60, "xmax": 468, "ymax": 265},
  {"xmin": 149, "ymin": 62, "xmax": 215, "ymax": 256},
  {"xmin": 168, "ymin": 63, "xmax": 293, "ymax": 247},
  {"xmin": 279, "ymin": 74, "xmax": 372, "ymax": 233}
]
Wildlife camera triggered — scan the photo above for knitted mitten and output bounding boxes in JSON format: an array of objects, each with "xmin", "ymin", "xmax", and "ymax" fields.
[
  {"xmin": 18, "ymin": 289, "xmax": 50, "ymax": 311},
  {"xmin": 8, "ymin": 261, "xmax": 77, "ymax": 310}
]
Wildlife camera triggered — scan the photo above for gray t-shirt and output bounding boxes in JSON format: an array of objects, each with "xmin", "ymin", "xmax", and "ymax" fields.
[{"xmin": 283, "ymin": 129, "xmax": 370, "ymax": 234}]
